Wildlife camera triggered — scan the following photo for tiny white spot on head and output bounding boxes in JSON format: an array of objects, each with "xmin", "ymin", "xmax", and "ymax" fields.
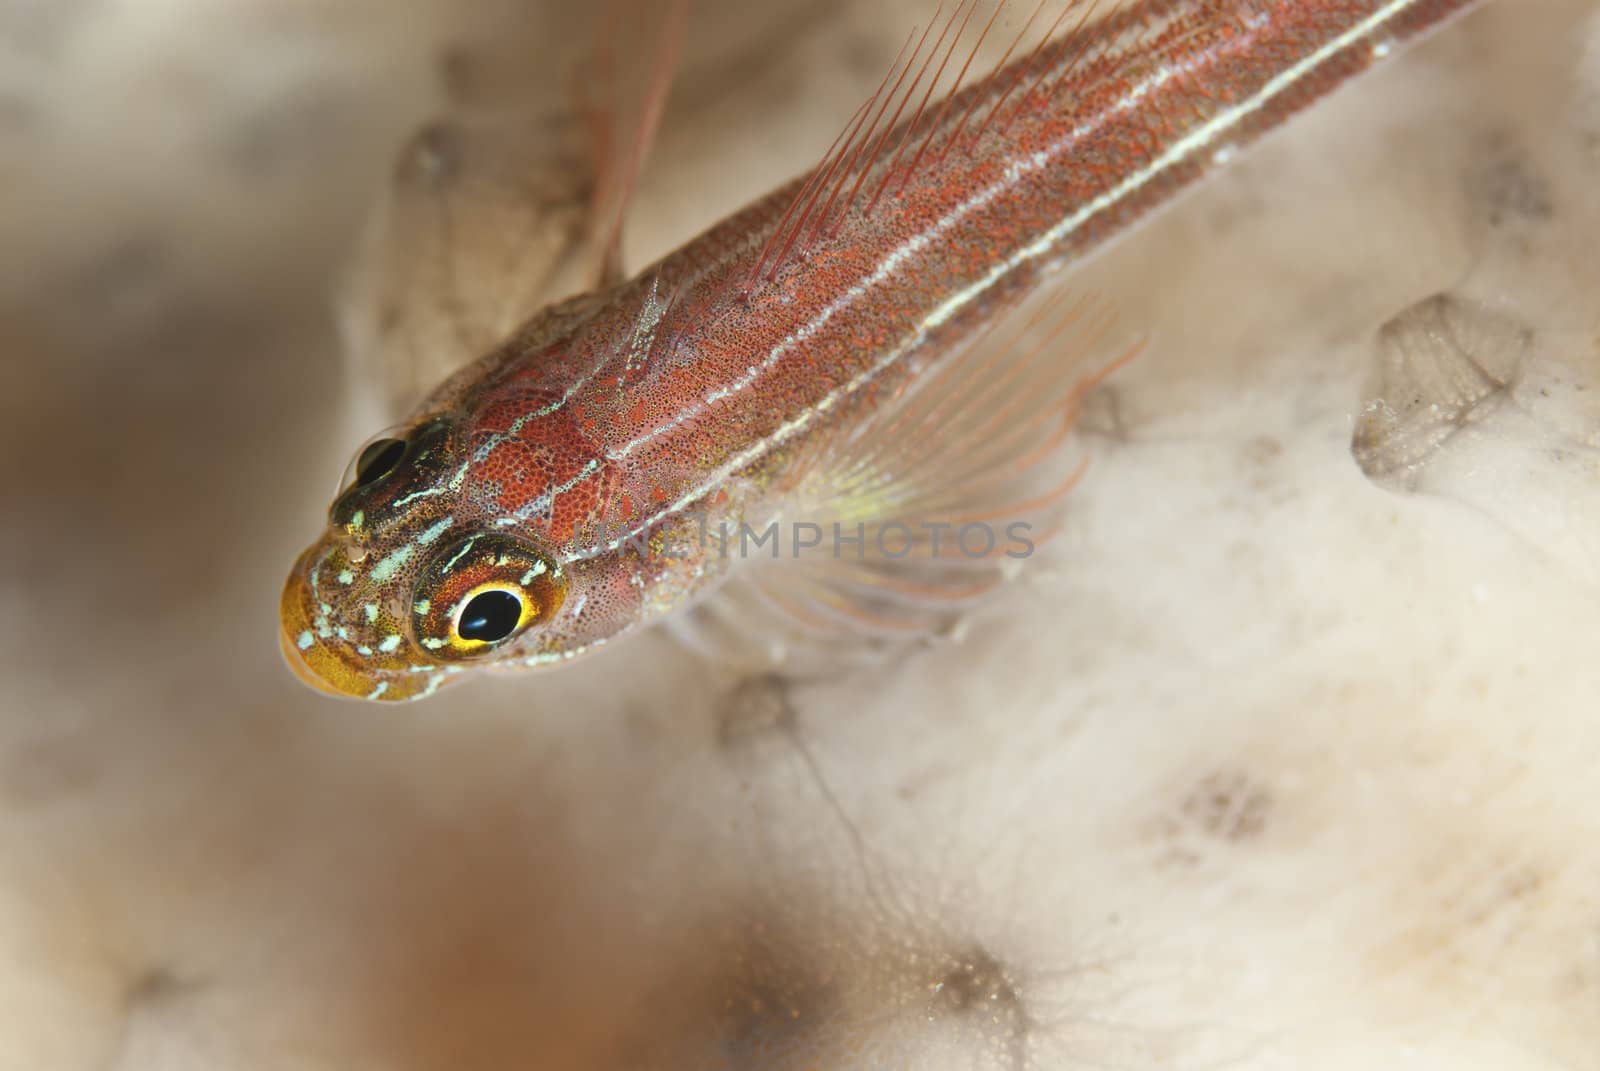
[
  {"xmin": 414, "ymin": 599, "xmax": 430, "ymax": 615},
  {"xmin": 416, "ymin": 516, "xmax": 454, "ymax": 546},
  {"xmin": 338, "ymin": 570, "xmax": 354, "ymax": 585},
  {"xmin": 379, "ymin": 635, "xmax": 403, "ymax": 653},
  {"xmin": 365, "ymin": 604, "xmax": 379, "ymax": 623},
  {"xmin": 1212, "ymin": 145, "xmax": 1236, "ymax": 166},
  {"xmin": 1372, "ymin": 39, "xmax": 1393, "ymax": 59},
  {"xmin": 296, "ymin": 631, "xmax": 314, "ymax": 650},
  {"xmin": 369, "ymin": 545, "xmax": 415, "ymax": 583}
]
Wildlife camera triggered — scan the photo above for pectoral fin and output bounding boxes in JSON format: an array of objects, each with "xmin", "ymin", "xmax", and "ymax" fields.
[{"xmin": 680, "ymin": 285, "xmax": 1142, "ymax": 669}]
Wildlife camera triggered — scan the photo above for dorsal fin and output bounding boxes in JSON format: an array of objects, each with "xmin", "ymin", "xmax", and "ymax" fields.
[
  {"xmin": 338, "ymin": 0, "xmax": 687, "ymax": 420},
  {"xmin": 746, "ymin": 0, "xmax": 1115, "ymax": 290},
  {"xmin": 575, "ymin": 0, "xmax": 688, "ymax": 287}
]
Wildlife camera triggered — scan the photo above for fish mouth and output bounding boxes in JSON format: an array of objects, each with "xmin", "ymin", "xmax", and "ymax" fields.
[
  {"xmin": 279, "ymin": 542, "xmax": 445, "ymax": 703},
  {"xmin": 277, "ymin": 621, "xmax": 440, "ymax": 702},
  {"xmin": 279, "ymin": 624, "xmax": 351, "ymax": 698}
]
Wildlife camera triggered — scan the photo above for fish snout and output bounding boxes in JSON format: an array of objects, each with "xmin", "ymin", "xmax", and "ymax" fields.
[{"xmin": 278, "ymin": 542, "xmax": 445, "ymax": 702}]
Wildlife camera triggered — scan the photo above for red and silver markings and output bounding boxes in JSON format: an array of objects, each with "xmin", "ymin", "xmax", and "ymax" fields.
[{"xmin": 282, "ymin": 0, "xmax": 1488, "ymax": 701}]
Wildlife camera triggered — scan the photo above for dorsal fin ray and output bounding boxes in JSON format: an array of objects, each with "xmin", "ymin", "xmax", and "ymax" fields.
[
  {"xmin": 880, "ymin": 0, "xmax": 1011, "ymax": 204},
  {"xmin": 758, "ymin": 23, "xmax": 928, "ymax": 288},
  {"xmin": 749, "ymin": 1, "xmax": 1124, "ymax": 287}
]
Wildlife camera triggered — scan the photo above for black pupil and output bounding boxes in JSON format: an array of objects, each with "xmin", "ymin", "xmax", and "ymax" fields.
[
  {"xmin": 458, "ymin": 590, "xmax": 523, "ymax": 643},
  {"xmin": 355, "ymin": 438, "xmax": 407, "ymax": 486}
]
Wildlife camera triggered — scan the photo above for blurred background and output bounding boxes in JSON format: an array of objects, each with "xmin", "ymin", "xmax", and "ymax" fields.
[{"xmin": 2, "ymin": 1, "xmax": 1598, "ymax": 1068}]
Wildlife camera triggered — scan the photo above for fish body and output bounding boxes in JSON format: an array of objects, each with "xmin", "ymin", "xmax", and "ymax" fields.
[{"xmin": 283, "ymin": 0, "xmax": 1485, "ymax": 701}]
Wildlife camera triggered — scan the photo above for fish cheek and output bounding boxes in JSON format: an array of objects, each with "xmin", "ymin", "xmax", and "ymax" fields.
[{"xmin": 548, "ymin": 553, "xmax": 659, "ymax": 656}]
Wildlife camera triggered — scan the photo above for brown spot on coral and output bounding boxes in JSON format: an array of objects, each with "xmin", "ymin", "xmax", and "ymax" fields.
[{"xmin": 1180, "ymin": 769, "xmax": 1271, "ymax": 843}]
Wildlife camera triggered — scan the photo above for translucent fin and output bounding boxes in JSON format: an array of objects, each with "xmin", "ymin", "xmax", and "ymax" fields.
[
  {"xmin": 578, "ymin": 0, "xmax": 688, "ymax": 289},
  {"xmin": 684, "ymin": 284, "xmax": 1142, "ymax": 670},
  {"xmin": 339, "ymin": 0, "xmax": 686, "ymax": 420},
  {"xmin": 338, "ymin": 115, "xmax": 597, "ymax": 419}
]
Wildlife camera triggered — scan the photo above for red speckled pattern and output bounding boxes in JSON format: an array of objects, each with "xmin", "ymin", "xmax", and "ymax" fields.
[
  {"xmin": 452, "ymin": 0, "xmax": 1481, "ymax": 551},
  {"xmin": 283, "ymin": 0, "xmax": 1486, "ymax": 701}
]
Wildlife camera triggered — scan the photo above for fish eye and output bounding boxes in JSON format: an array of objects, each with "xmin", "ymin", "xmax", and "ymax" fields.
[
  {"xmin": 355, "ymin": 437, "xmax": 407, "ymax": 486},
  {"xmin": 336, "ymin": 425, "xmax": 412, "ymax": 496},
  {"xmin": 456, "ymin": 588, "xmax": 524, "ymax": 644},
  {"xmin": 411, "ymin": 533, "xmax": 566, "ymax": 659}
]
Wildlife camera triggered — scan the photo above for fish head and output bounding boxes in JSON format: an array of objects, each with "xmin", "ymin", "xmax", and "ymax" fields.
[{"xmin": 279, "ymin": 414, "xmax": 570, "ymax": 702}]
